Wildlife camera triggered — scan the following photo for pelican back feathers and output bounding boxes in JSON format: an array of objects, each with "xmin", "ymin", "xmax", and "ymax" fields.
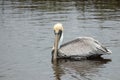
[{"xmin": 58, "ymin": 37, "xmax": 111, "ymax": 58}]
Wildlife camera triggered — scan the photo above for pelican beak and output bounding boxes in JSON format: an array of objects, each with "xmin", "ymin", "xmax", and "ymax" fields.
[{"xmin": 53, "ymin": 32, "xmax": 60, "ymax": 59}]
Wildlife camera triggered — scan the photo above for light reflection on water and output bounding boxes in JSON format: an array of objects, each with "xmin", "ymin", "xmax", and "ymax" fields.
[{"xmin": 0, "ymin": 0, "xmax": 120, "ymax": 80}]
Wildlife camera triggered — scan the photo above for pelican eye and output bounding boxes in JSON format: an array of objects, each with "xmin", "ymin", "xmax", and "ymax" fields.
[{"xmin": 54, "ymin": 30, "xmax": 62, "ymax": 35}]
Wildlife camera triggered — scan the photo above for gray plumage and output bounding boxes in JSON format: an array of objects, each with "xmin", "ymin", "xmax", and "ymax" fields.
[{"xmin": 58, "ymin": 37, "xmax": 111, "ymax": 58}]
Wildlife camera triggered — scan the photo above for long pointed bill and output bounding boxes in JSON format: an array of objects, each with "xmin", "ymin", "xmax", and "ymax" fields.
[{"xmin": 53, "ymin": 33, "xmax": 60, "ymax": 60}]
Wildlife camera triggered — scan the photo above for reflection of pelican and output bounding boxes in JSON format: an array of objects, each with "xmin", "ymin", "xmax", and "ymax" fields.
[
  {"xmin": 52, "ymin": 23, "xmax": 111, "ymax": 60},
  {"xmin": 52, "ymin": 58, "xmax": 111, "ymax": 80}
]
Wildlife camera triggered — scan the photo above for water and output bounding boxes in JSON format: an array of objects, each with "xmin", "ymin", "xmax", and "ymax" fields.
[{"xmin": 0, "ymin": 0, "xmax": 120, "ymax": 80}]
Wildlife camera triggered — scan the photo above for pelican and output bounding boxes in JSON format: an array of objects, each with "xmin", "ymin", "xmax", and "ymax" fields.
[{"xmin": 52, "ymin": 23, "xmax": 111, "ymax": 60}]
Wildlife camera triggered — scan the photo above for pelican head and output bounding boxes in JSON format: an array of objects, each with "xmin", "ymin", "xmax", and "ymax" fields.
[{"xmin": 52, "ymin": 23, "xmax": 63, "ymax": 60}]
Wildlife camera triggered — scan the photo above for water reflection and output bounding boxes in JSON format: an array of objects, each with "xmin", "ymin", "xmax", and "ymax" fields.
[
  {"xmin": 1, "ymin": 0, "xmax": 119, "ymax": 25},
  {"xmin": 52, "ymin": 58, "xmax": 111, "ymax": 80},
  {"xmin": 13, "ymin": 0, "xmax": 120, "ymax": 9},
  {"xmin": 1, "ymin": 0, "xmax": 120, "ymax": 12}
]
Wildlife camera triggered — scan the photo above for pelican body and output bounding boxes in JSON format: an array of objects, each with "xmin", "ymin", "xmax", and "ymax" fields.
[{"xmin": 52, "ymin": 23, "xmax": 111, "ymax": 60}]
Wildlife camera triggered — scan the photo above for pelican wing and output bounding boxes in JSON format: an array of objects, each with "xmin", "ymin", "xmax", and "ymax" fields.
[{"xmin": 58, "ymin": 37, "xmax": 111, "ymax": 58}]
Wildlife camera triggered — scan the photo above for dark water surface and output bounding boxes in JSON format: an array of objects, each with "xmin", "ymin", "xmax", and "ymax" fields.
[{"xmin": 0, "ymin": 0, "xmax": 120, "ymax": 80}]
